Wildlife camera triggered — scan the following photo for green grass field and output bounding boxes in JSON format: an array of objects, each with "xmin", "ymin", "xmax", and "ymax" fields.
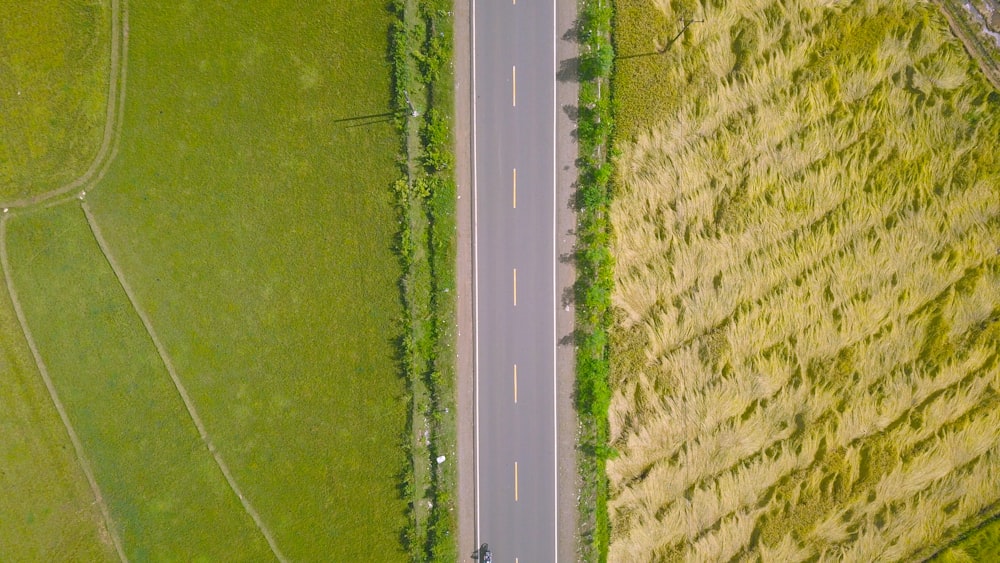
[
  {"xmin": 6, "ymin": 204, "xmax": 273, "ymax": 560},
  {"xmin": 0, "ymin": 241, "xmax": 116, "ymax": 561},
  {"xmin": 609, "ymin": 0, "xmax": 1000, "ymax": 559},
  {"xmin": 0, "ymin": 0, "xmax": 111, "ymax": 201},
  {"xmin": 1, "ymin": 0, "xmax": 408, "ymax": 559},
  {"xmin": 0, "ymin": 0, "xmax": 119, "ymax": 558}
]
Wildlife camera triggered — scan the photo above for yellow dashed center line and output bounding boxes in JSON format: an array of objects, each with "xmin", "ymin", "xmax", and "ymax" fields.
[
  {"xmin": 514, "ymin": 364, "xmax": 518, "ymax": 403},
  {"xmin": 513, "ymin": 168, "xmax": 517, "ymax": 208},
  {"xmin": 512, "ymin": 65, "xmax": 516, "ymax": 107},
  {"xmin": 514, "ymin": 461, "xmax": 519, "ymax": 501}
]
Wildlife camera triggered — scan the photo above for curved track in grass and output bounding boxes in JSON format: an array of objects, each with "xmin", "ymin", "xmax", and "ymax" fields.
[{"xmin": 0, "ymin": 0, "xmax": 128, "ymax": 210}]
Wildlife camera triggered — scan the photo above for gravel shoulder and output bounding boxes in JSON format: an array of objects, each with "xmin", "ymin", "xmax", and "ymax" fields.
[
  {"xmin": 554, "ymin": 0, "xmax": 580, "ymax": 558},
  {"xmin": 452, "ymin": 0, "xmax": 477, "ymax": 558}
]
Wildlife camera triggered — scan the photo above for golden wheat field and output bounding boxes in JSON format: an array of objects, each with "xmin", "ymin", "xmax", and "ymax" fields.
[{"xmin": 607, "ymin": 0, "xmax": 1000, "ymax": 559}]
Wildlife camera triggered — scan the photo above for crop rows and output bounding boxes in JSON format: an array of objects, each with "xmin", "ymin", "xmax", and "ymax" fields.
[{"xmin": 609, "ymin": 0, "xmax": 1000, "ymax": 559}]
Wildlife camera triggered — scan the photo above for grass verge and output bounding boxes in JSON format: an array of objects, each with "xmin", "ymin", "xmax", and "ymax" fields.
[{"xmin": 389, "ymin": 0, "xmax": 458, "ymax": 560}]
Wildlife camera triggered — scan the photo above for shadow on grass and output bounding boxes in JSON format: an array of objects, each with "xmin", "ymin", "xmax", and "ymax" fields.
[{"xmin": 333, "ymin": 111, "xmax": 397, "ymax": 123}]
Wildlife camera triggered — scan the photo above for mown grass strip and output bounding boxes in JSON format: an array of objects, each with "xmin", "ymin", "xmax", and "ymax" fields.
[
  {"xmin": 390, "ymin": 0, "xmax": 458, "ymax": 559},
  {"xmin": 574, "ymin": 0, "xmax": 615, "ymax": 561}
]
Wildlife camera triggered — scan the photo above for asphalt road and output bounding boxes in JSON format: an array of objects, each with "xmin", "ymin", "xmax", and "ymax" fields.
[{"xmin": 472, "ymin": 0, "xmax": 558, "ymax": 560}]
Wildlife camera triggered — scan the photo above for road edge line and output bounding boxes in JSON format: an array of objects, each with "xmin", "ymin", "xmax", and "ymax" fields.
[
  {"xmin": 552, "ymin": 0, "xmax": 560, "ymax": 557},
  {"xmin": 471, "ymin": 0, "xmax": 482, "ymax": 556}
]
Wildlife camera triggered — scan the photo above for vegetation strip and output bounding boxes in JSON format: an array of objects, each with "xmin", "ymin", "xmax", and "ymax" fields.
[
  {"xmin": 0, "ymin": 213, "xmax": 128, "ymax": 562},
  {"xmin": 574, "ymin": 0, "xmax": 615, "ymax": 561},
  {"xmin": 390, "ymin": 0, "xmax": 459, "ymax": 559}
]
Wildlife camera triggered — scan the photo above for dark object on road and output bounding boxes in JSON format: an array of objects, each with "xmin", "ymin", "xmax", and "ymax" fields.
[{"xmin": 479, "ymin": 543, "xmax": 492, "ymax": 563}]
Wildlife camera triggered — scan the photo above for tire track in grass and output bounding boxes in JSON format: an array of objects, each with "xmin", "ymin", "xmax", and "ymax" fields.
[
  {"xmin": 0, "ymin": 212, "xmax": 128, "ymax": 562},
  {"xmin": 80, "ymin": 202, "xmax": 289, "ymax": 563},
  {"xmin": 0, "ymin": 0, "xmax": 129, "ymax": 210}
]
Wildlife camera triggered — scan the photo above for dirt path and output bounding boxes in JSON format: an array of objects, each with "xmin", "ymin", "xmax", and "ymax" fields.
[
  {"xmin": 0, "ymin": 213, "xmax": 128, "ymax": 562},
  {"xmin": 0, "ymin": 0, "xmax": 128, "ymax": 210},
  {"xmin": 80, "ymin": 203, "xmax": 288, "ymax": 563}
]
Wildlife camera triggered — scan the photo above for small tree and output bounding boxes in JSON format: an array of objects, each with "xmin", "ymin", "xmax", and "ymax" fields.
[{"xmin": 580, "ymin": 40, "xmax": 614, "ymax": 82}]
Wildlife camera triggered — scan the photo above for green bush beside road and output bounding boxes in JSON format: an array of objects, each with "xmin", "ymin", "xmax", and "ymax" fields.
[
  {"xmin": 575, "ymin": 0, "xmax": 615, "ymax": 561},
  {"xmin": 390, "ymin": 0, "xmax": 459, "ymax": 559}
]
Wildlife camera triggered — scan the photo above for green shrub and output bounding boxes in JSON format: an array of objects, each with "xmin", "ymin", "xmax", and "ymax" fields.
[
  {"xmin": 421, "ymin": 109, "xmax": 454, "ymax": 172},
  {"xmin": 581, "ymin": 39, "xmax": 615, "ymax": 81}
]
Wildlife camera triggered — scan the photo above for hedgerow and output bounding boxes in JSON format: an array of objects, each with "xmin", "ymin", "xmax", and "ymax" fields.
[
  {"xmin": 575, "ymin": 0, "xmax": 615, "ymax": 561},
  {"xmin": 389, "ymin": 0, "xmax": 458, "ymax": 560}
]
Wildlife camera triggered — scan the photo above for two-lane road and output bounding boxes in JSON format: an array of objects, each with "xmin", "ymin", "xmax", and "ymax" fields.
[{"xmin": 473, "ymin": 0, "xmax": 557, "ymax": 560}]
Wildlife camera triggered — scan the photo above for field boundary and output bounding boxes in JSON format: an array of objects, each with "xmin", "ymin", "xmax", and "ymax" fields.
[
  {"xmin": 389, "ymin": 0, "xmax": 459, "ymax": 559},
  {"xmin": 0, "ymin": 0, "xmax": 129, "ymax": 210},
  {"xmin": 80, "ymin": 202, "xmax": 288, "ymax": 563},
  {"xmin": 933, "ymin": 0, "xmax": 1000, "ymax": 91},
  {"xmin": 0, "ymin": 213, "xmax": 128, "ymax": 562},
  {"xmin": 573, "ymin": 0, "xmax": 616, "ymax": 560}
]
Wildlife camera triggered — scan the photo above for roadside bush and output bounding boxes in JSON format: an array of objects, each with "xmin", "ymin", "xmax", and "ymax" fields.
[
  {"xmin": 580, "ymin": 39, "xmax": 615, "ymax": 81},
  {"xmin": 421, "ymin": 109, "xmax": 454, "ymax": 172},
  {"xmin": 389, "ymin": 0, "xmax": 457, "ymax": 560},
  {"xmin": 390, "ymin": 19, "xmax": 410, "ymax": 112}
]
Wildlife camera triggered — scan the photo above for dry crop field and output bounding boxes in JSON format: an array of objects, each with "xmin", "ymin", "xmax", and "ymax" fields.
[{"xmin": 608, "ymin": 0, "xmax": 1000, "ymax": 559}]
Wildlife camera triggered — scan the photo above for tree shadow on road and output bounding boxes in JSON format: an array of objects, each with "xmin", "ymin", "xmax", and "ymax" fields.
[{"xmin": 558, "ymin": 56, "xmax": 579, "ymax": 83}]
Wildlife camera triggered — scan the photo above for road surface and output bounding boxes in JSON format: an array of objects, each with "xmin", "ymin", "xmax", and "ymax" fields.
[{"xmin": 473, "ymin": 0, "xmax": 558, "ymax": 560}]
